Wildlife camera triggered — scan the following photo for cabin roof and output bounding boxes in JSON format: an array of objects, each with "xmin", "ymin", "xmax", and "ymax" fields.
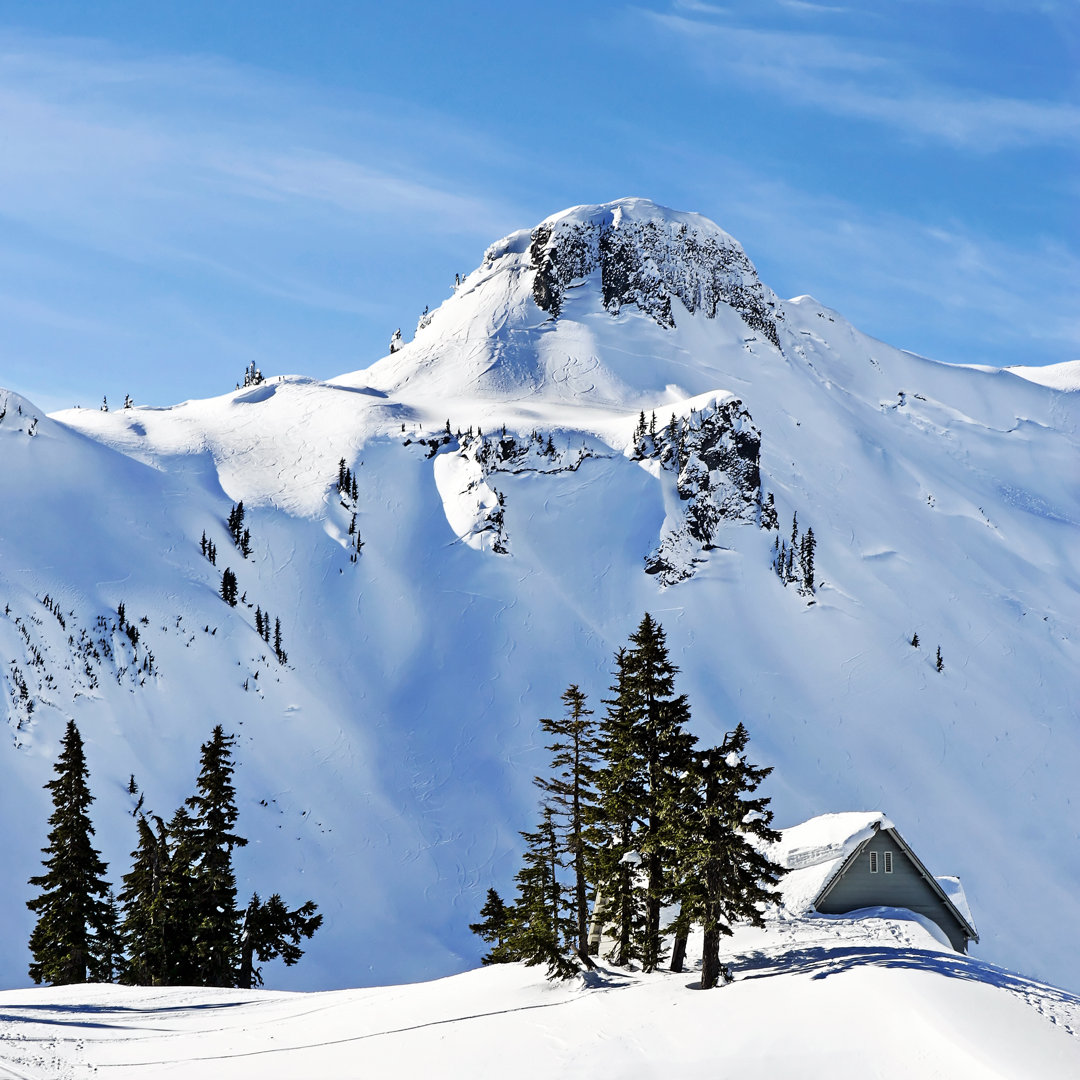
[{"xmin": 766, "ymin": 811, "xmax": 977, "ymax": 943}]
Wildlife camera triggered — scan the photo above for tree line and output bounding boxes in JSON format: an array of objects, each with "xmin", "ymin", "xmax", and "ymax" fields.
[
  {"xmin": 27, "ymin": 721, "xmax": 320, "ymax": 988},
  {"xmin": 470, "ymin": 614, "xmax": 785, "ymax": 989}
]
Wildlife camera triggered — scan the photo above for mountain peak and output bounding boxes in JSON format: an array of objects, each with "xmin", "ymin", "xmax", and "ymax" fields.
[
  {"xmin": 363, "ymin": 199, "xmax": 783, "ymax": 405},
  {"xmin": 521, "ymin": 198, "xmax": 780, "ymax": 344}
]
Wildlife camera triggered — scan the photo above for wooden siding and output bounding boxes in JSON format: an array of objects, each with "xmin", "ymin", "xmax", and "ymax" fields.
[{"xmin": 815, "ymin": 829, "xmax": 971, "ymax": 952}]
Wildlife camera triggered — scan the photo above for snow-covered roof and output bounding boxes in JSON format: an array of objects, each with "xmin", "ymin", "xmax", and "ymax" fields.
[
  {"xmin": 766, "ymin": 812, "xmax": 892, "ymax": 916},
  {"xmin": 766, "ymin": 812, "xmax": 978, "ymax": 944},
  {"xmin": 935, "ymin": 875, "xmax": 976, "ymax": 933}
]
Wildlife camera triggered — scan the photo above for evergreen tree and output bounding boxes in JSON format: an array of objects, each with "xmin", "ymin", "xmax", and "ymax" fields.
[
  {"xmin": 670, "ymin": 724, "xmax": 786, "ymax": 988},
  {"xmin": 469, "ymin": 888, "xmax": 517, "ymax": 965},
  {"xmin": 238, "ymin": 892, "xmax": 322, "ymax": 988},
  {"xmin": 118, "ymin": 814, "xmax": 173, "ymax": 985},
  {"xmin": 798, "ymin": 526, "xmax": 816, "ymax": 595},
  {"xmin": 185, "ymin": 727, "xmax": 248, "ymax": 987},
  {"xmin": 227, "ymin": 502, "xmax": 245, "ymax": 546},
  {"xmin": 93, "ymin": 891, "xmax": 124, "ymax": 983},
  {"xmin": 158, "ymin": 805, "xmax": 205, "ymax": 985},
  {"xmin": 911, "ymin": 632, "xmax": 920, "ymax": 648},
  {"xmin": 220, "ymin": 568, "xmax": 238, "ymax": 607},
  {"xmin": 936, "ymin": 645, "xmax": 944, "ymax": 672},
  {"xmin": 593, "ymin": 647, "xmax": 646, "ymax": 967},
  {"xmin": 535, "ymin": 685, "xmax": 601, "ymax": 966},
  {"xmin": 595, "ymin": 616, "xmax": 697, "ymax": 971},
  {"xmin": 27, "ymin": 720, "xmax": 114, "ymax": 985},
  {"xmin": 510, "ymin": 804, "xmax": 577, "ymax": 979}
]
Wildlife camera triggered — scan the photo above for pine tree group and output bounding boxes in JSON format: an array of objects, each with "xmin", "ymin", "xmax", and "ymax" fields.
[
  {"xmin": 471, "ymin": 615, "xmax": 785, "ymax": 987},
  {"xmin": 27, "ymin": 722, "xmax": 321, "ymax": 989},
  {"xmin": 771, "ymin": 511, "xmax": 816, "ymax": 596}
]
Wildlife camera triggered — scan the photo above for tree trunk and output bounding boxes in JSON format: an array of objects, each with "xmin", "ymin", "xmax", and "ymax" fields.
[
  {"xmin": 700, "ymin": 922, "xmax": 720, "ymax": 990},
  {"xmin": 587, "ymin": 888, "xmax": 606, "ymax": 957},
  {"xmin": 669, "ymin": 903, "xmax": 689, "ymax": 973},
  {"xmin": 615, "ymin": 861, "xmax": 632, "ymax": 967}
]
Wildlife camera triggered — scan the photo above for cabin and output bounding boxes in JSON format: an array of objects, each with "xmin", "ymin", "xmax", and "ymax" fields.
[{"xmin": 773, "ymin": 812, "xmax": 978, "ymax": 953}]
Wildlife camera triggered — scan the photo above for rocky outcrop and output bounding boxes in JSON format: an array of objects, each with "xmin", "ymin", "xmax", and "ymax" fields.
[
  {"xmin": 529, "ymin": 210, "xmax": 781, "ymax": 346},
  {"xmin": 635, "ymin": 398, "xmax": 765, "ymax": 584}
]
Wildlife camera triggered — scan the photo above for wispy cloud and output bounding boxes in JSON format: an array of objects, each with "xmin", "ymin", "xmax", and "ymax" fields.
[
  {"xmin": 721, "ymin": 174, "xmax": 1080, "ymax": 363},
  {"xmin": 646, "ymin": 9, "xmax": 1080, "ymax": 150},
  {"xmin": 777, "ymin": 0, "xmax": 852, "ymax": 14},
  {"xmin": 0, "ymin": 33, "xmax": 522, "ymax": 302}
]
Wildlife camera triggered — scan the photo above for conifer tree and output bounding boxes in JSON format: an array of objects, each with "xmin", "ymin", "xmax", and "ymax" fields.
[
  {"xmin": 799, "ymin": 526, "xmax": 816, "ymax": 595},
  {"xmin": 593, "ymin": 647, "xmax": 646, "ymax": 967},
  {"xmin": 227, "ymin": 502, "xmax": 245, "ymax": 546},
  {"xmin": 220, "ymin": 567, "xmax": 238, "ymax": 606},
  {"xmin": 94, "ymin": 891, "xmax": 124, "ymax": 983},
  {"xmin": 158, "ymin": 804, "xmax": 209, "ymax": 985},
  {"xmin": 936, "ymin": 646, "xmax": 944, "ymax": 672},
  {"xmin": 469, "ymin": 888, "xmax": 517, "ymax": 965},
  {"xmin": 595, "ymin": 616, "xmax": 697, "ymax": 971},
  {"xmin": 535, "ymin": 685, "xmax": 601, "ymax": 966},
  {"xmin": 670, "ymin": 724, "xmax": 785, "ymax": 988},
  {"xmin": 185, "ymin": 726, "xmax": 247, "ymax": 987},
  {"xmin": 27, "ymin": 720, "xmax": 114, "ymax": 985},
  {"xmin": 238, "ymin": 892, "xmax": 322, "ymax": 988},
  {"xmin": 118, "ymin": 814, "xmax": 173, "ymax": 986},
  {"xmin": 510, "ymin": 804, "xmax": 577, "ymax": 979}
]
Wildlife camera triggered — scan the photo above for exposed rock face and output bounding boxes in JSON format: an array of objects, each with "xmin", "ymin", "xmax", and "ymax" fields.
[
  {"xmin": 433, "ymin": 429, "xmax": 602, "ymax": 555},
  {"xmin": 637, "ymin": 398, "xmax": 765, "ymax": 584},
  {"xmin": 529, "ymin": 211, "xmax": 781, "ymax": 346}
]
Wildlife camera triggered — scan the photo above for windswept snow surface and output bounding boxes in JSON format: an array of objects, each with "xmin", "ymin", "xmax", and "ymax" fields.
[
  {"xmin": 1, "ymin": 919, "xmax": 1078, "ymax": 1078},
  {"xmin": 2, "ymin": 199, "xmax": 1079, "ymax": 1001}
]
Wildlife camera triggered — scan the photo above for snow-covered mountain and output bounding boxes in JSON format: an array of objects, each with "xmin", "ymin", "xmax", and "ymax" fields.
[{"xmin": 2, "ymin": 198, "xmax": 1079, "ymax": 998}]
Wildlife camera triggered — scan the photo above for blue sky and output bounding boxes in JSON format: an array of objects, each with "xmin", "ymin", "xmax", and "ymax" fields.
[{"xmin": 0, "ymin": 1, "xmax": 1076, "ymax": 410}]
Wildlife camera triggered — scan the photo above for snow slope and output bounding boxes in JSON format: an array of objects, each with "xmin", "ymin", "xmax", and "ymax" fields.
[
  {"xmin": 1, "ymin": 916, "xmax": 1077, "ymax": 1078},
  {"xmin": 2, "ymin": 199, "xmax": 1079, "ymax": 999}
]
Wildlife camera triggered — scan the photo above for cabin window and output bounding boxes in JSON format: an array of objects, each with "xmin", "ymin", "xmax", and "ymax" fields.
[
  {"xmin": 884, "ymin": 850, "xmax": 893, "ymax": 874},
  {"xmin": 869, "ymin": 851, "xmax": 878, "ymax": 873}
]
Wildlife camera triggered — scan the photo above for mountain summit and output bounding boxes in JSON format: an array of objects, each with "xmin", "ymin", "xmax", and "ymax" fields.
[{"xmin": 363, "ymin": 198, "xmax": 783, "ymax": 405}]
